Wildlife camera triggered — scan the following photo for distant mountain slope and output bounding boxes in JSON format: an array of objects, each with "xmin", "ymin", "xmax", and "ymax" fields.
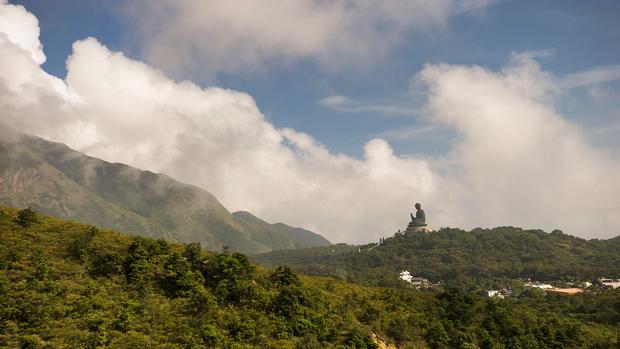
[
  {"xmin": 0, "ymin": 139, "xmax": 167, "ymax": 238},
  {"xmin": 232, "ymin": 211, "xmax": 330, "ymax": 250},
  {"xmin": 252, "ymin": 227, "xmax": 620, "ymax": 288},
  {"xmin": 0, "ymin": 132, "xmax": 329, "ymax": 253}
]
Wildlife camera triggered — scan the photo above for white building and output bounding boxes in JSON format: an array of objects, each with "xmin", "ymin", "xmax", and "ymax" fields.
[
  {"xmin": 598, "ymin": 277, "xmax": 620, "ymax": 289},
  {"xmin": 399, "ymin": 271, "xmax": 431, "ymax": 288},
  {"xmin": 487, "ymin": 290, "xmax": 504, "ymax": 299},
  {"xmin": 399, "ymin": 270, "xmax": 413, "ymax": 283},
  {"xmin": 524, "ymin": 281, "xmax": 553, "ymax": 290}
]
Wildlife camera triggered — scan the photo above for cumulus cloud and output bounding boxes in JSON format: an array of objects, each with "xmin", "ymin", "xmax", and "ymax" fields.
[
  {"xmin": 416, "ymin": 58, "xmax": 620, "ymax": 237},
  {"xmin": 0, "ymin": 1, "xmax": 45, "ymax": 64},
  {"xmin": 1, "ymin": 2, "xmax": 619, "ymax": 242},
  {"xmin": 0, "ymin": 2, "xmax": 435, "ymax": 243},
  {"xmin": 123, "ymin": 0, "xmax": 492, "ymax": 78}
]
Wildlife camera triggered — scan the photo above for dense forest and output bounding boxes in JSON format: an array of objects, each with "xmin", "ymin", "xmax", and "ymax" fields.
[
  {"xmin": 253, "ymin": 227, "xmax": 620, "ymax": 290},
  {"xmin": 1, "ymin": 206, "xmax": 619, "ymax": 348}
]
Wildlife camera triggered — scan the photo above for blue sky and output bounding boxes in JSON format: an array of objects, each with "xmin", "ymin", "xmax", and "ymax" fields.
[{"xmin": 15, "ymin": 0, "xmax": 620, "ymax": 158}]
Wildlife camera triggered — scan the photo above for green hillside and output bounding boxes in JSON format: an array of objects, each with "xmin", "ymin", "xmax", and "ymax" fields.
[
  {"xmin": 252, "ymin": 227, "xmax": 620, "ymax": 289},
  {"xmin": 233, "ymin": 211, "xmax": 330, "ymax": 251},
  {"xmin": 0, "ymin": 133, "xmax": 329, "ymax": 253},
  {"xmin": 1, "ymin": 207, "xmax": 618, "ymax": 348}
]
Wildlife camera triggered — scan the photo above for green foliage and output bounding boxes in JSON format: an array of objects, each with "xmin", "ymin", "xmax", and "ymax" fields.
[
  {"xmin": 270, "ymin": 265, "xmax": 302, "ymax": 286},
  {"xmin": 16, "ymin": 207, "xmax": 37, "ymax": 227},
  {"xmin": 90, "ymin": 252, "xmax": 123, "ymax": 277},
  {"xmin": 29, "ymin": 250, "xmax": 50, "ymax": 282},
  {"xmin": 68, "ymin": 226, "xmax": 98, "ymax": 262},
  {"xmin": 123, "ymin": 240, "xmax": 150, "ymax": 286},
  {"xmin": 0, "ymin": 206, "xmax": 618, "ymax": 348},
  {"xmin": 254, "ymin": 227, "xmax": 620, "ymax": 290}
]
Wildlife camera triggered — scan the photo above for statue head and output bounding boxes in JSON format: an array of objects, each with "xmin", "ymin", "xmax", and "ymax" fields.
[{"xmin": 415, "ymin": 203, "xmax": 421, "ymax": 209}]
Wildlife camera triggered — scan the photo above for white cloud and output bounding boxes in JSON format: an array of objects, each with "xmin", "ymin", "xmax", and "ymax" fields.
[
  {"xmin": 318, "ymin": 95, "xmax": 350, "ymax": 108},
  {"xmin": 0, "ymin": 1, "xmax": 45, "ymax": 64},
  {"xmin": 0, "ymin": 2, "xmax": 434, "ymax": 243},
  {"xmin": 123, "ymin": 0, "xmax": 493, "ymax": 78},
  {"xmin": 417, "ymin": 57, "xmax": 620, "ymax": 237},
  {"xmin": 318, "ymin": 94, "xmax": 421, "ymax": 116},
  {"xmin": 562, "ymin": 64, "xmax": 620, "ymax": 89},
  {"xmin": 1, "ymin": 2, "xmax": 619, "ymax": 243}
]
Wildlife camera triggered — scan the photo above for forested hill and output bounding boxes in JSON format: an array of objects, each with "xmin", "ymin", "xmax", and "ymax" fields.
[
  {"xmin": 1, "ymin": 206, "xmax": 619, "ymax": 348},
  {"xmin": 0, "ymin": 132, "xmax": 329, "ymax": 253},
  {"xmin": 252, "ymin": 227, "xmax": 620, "ymax": 289}
]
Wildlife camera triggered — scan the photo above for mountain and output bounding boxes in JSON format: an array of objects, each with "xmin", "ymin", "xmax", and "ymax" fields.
[
  {"xmin": 252, "ymin": 227, "xmax": 620, "ymax": 289},
  {"xmin": 1, "ymin": 206, "xmax": 618, "ymax": 348},
  {"xmin": 232, "ymin": 211, "xmax": 330, "ymax": 250},
  {"xmin": 0, "ymin": 131, "xmax": 330, "ymax": 253}
]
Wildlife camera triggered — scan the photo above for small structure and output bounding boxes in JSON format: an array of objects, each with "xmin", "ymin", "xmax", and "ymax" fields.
[
  {"xmin": 487, "ymin": 290, "xmax": 503, "ymax": 298},
  {"xmin": 399, "ymin": 271, "xmax": 431, "ymax": 288},
  {"xmin": 598, "ymin": 277, "xmax": 620, "ymax": 289},
  {"xmin": 399, "ymin": 270, "xmax": 413, "ymax": 283},
  {"xmin": 524, "ymin": 281, "xmax": 553, "ymax": 290},
  {"xmin": 487, "ymin": 289, "xmax": 512, "ymax": 299}
]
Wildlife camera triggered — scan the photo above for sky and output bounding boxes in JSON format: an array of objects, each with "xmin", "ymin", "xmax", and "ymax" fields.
[{"xmin": 1, "ymin": 0, "xmax": 620, "ymax": 242}]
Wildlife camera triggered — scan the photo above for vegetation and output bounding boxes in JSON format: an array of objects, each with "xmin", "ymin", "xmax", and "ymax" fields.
[
  {"xmin": 0, "ymin": 135, "xmax": 330, "ymax": 253},
  {"xmin": 253, "ymin": 227, "xmax": 620, "ymax": 290},
  {"xmin": 1, "ymin": 207, "xmax": 619, "ymax": 348}
]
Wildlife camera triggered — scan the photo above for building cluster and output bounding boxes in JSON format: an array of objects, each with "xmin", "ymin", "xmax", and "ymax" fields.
[
  {"xmin": 487, "ymin": 289, "xmax": 512, "ymax": 299},
  {"xmin": 486, "ymin": 277, "xmax": 619, "ymax": 298},
  {"xmin": 399, "ymin": 271, "xmax": 437, "ymax": 289}
]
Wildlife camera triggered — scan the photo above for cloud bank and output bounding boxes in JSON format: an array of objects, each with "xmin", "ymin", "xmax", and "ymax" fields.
[
  {"xmin": 123, "ymin": 0, "xmax": 492, "ymax": 78},
  {"xmin": 1, "ymin": 2, "xmax": 619, "ymax": 242}
]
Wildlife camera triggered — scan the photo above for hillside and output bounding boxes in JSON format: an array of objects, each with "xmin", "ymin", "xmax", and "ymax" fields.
[
  {"xmin": 0, "ymin": 132, "xmax": 329, "ymax": 253},
  {"xmin": 233, "ymin": 211, "xmax": 330, "ymax": 250},
  {"xmin": 1, "ymin": 206, "xmax": 618, "ymax": 348},
  {"xmin": 252, "ymin": 227, "xmax": 620, "ymax": 289}
]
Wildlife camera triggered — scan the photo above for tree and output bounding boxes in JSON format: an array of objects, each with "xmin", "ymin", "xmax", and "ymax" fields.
[
  {"xmin": 30, "ymin": 250, "xmax": 50, "ymax": 282},
  {"xmin": 270, "ymin": 266, "xmax": 301, "ymax": 287},
  {"xmin": 16, "ymin": 207, "xmax": 37, "ymax": 227},
  {"xmin": 426, "ymin": 321, "xmax": 449, "ymax": 349},
  {"xmin": 183, "ymin": 242, "xmax": 203, "ymax": 269},
  {"xmin": 90, "ymin": 252, "xmax": 123, "ymax": 277},
  {"xmin": 68, "ymin": 226, "xmax": 97, "ymax": 262},
  {"xmin": 162, "ymin": 252, "xmax": 203, "ymax": 297},
  {"xmin": 123, "ymin": 240, "xmax": 150, "ymax": 285}
]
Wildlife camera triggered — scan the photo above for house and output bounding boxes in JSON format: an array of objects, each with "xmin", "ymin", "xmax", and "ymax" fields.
[
  {"xmin": 598, "ymin": 277, "xmax": 620, "ymax": 289},
  {"xmin": 524, "ymin": 281, "xmax": 553, "ymax": 290},
  {"xmin": 399, "ymin": 270, "xmax": 413, "ymax": 283},
  {"xmin": 410, "ymin": 277, "xmax": 429, "ymax": 288},
  {"xmin": 487, "ymin": 289, "xmax": 512, "ymax": 299},
  {"xmin": 399, "ymin": 271, "xmax": 430, "ymax": 288}
]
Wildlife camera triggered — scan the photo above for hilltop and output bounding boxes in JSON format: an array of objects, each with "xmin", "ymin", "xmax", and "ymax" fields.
[
  {"xmin": 0, "ymin": 132, "xmax": 329, "ymax": 253},
  {"xmin": 1, "ymin": 206, "xmax": 618, "ymax": 348},
  {"xmin": 252, "ymin": 227, "xmax": 620, "ymax": 289}
]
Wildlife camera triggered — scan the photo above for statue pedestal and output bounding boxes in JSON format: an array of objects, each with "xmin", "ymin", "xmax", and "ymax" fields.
[{"xmin": 405, "ymin": 221, "xmax": 432, "ymax": 234}]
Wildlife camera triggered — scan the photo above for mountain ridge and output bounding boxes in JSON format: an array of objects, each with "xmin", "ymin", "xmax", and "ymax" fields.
[{"xmin": 0, "ymin": 131, "xmax": 330, "ymax": 253}]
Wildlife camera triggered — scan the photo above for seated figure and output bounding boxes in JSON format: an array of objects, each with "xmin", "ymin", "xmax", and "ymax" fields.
[{"xmin": 410, "ymin": 203, "xmax": 426, "ymax": 227}]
